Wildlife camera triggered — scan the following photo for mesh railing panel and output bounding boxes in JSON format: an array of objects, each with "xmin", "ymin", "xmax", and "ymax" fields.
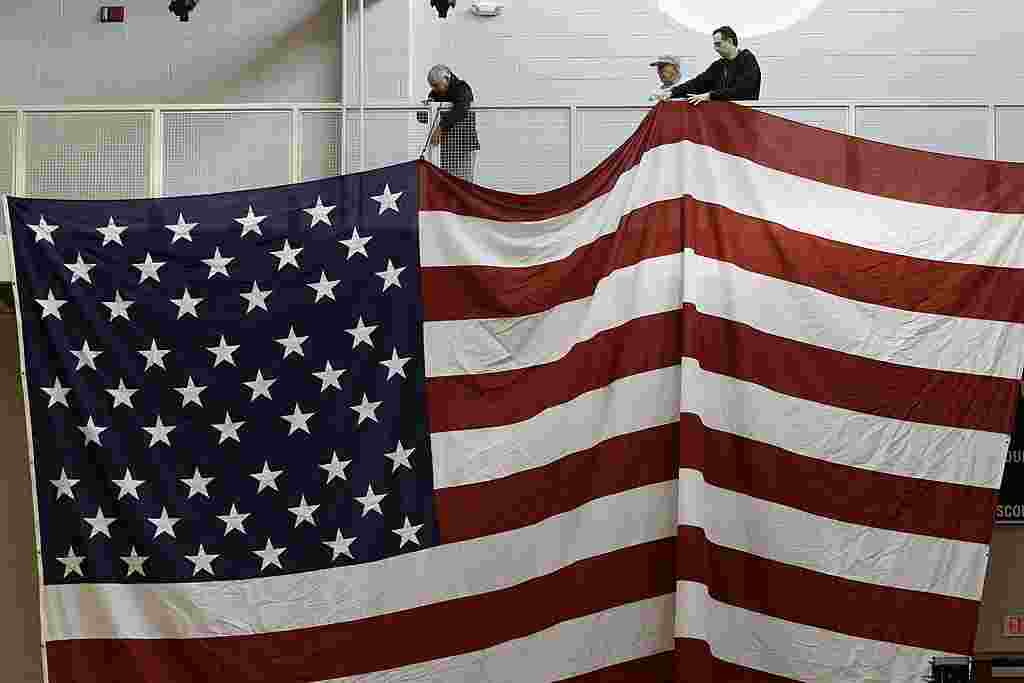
[
  {"xmin": 162, "ymin": 110, "xmax": 291, "ymax": 196},
  {"xmin": 24, "ymin": 111, "xmax": 150, "ymax": 200}
]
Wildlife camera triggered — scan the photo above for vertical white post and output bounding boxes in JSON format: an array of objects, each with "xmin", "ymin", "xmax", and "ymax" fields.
[
  {"xmin": 291, "ymin": 106, "xmax": 302, "ymax": 183},
  {"xmin": 989, "ymin": 104, "xmax": 998, "ymax": 161},
  {"xmin": 15, "ymin": 110, "xmax": 27, "ymax": 197},
  {"xmin": 150, "ymin": 107, "xmax": 163, "ymax": 198},
  {"xmin": 359, "ymin": 0, "xmax": 366, "ymax": 172},
  {"xmin": 568, "ymin": 105, "xmax": 577, "ymax": 183},
  {"xmin": 846, "ymin": 103, "xmax": 856, "ymax": 138}
]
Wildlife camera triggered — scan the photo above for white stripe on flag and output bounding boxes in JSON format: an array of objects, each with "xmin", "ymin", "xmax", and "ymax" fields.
[
  {"xmin": 423, "ymin": 253, "xmax": 680, "ymax": 378},
  {"xmin": 324, "ymin": 595, "xmax": 675, "ymax": 683},
  {"xmin": 684, "ymin": 249, "xmax": 1024, "ymax": 379},
  {"xmin": 45, "ymin": 482, "xmax": 676, "ymax": 640},
  {"xmin": 674, "ymin": 580, "xmax": 954, "ymax": 683},
  {"xmin": 431, "ymin": 366, "xmax": 680, "ymax": 489},
  {"xmin": 419, "ymin": 141, "xmax": 1024, "ymax": 270},
  {"xmin": 677, "ymin": 468, "xmax": 988, "ymax": 600},
  {"xmin": 680, "ymin": 358, "xmax": 1008, "ymax": 490}
]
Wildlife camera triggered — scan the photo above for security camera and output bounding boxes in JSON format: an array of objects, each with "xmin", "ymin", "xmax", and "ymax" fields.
[
  {"xmin": 168, "ymin": 0, "xmax": 198, "ymax": 21},
  {"xmin": 431, "ymin": 0, "xmax": 455, "ymax": 18}
]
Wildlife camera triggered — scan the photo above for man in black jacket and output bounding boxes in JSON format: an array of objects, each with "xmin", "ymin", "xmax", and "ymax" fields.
[
  {"xmin": 423, "ymin": 64, "xmax": 481, "ymax": 182},
  {"xmin": 670, "ymin": 26, "xmax": 761, "ymax": 105}
]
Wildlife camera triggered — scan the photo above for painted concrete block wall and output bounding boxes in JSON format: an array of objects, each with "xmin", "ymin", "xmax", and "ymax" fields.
[
  {"xmin": 414, "ymin": 0, "xmax": 1020, "ymax": 104},
  {"xmin": 0, "ymin": 1, "xmax": 344, "ymax": 105}
]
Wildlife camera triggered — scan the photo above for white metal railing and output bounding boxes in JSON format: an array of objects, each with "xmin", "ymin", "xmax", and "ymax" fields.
[{"xmin": 3, "ymin": 99, "xmax": 1024, "ymax": 283}]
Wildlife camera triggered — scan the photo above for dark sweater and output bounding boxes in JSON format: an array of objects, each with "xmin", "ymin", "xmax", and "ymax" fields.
[
  {"xmin": 670, "ymin": 49, "xmax": 761, "ymax": 101},
  {"xmin": 426, "ymin": 74, "xmax": 481, "ymax": 150}
]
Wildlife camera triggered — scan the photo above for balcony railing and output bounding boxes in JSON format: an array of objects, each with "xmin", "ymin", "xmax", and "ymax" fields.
[{"xmin": 4, "ymin": 99, "xmax": 1024, "ymax": 282}]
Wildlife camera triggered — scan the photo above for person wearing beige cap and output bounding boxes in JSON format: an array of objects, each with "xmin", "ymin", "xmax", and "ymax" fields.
[{"xmin": 649, "ymin": 55, "xmax": 683, "ymax": 102}]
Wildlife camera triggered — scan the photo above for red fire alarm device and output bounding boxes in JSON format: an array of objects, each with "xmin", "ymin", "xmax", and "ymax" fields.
[{"xmin": 99, "ymin": 7, "xmax": 126, "ymax": 22}]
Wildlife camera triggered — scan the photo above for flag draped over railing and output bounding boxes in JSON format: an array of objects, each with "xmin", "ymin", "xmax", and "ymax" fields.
[{"xmin": 9, "ymin": 101, "xmax": 1024, "ymax": 682}]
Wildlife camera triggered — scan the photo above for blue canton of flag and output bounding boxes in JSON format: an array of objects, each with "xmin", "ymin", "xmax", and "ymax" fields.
[{"xmin": 7, "ymin": 161, "xmax": 437, "ymax": 585}]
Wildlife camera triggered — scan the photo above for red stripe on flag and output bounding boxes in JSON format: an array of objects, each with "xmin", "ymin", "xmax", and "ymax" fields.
[
  {"xmin": 421, "ymin": 200, "xmax": 681, "ymax": 321},
  {"xmin": 420, "ymin": 104, "xmax": 1024, "ymax": 217},
  {"xmin": 427, "ymin": 311, "xmax": 679, "ymax": 432},
  {"xmin": 46, "ymin": 540, "xmax": 676, "ymax": 683},
  {"xmin": 674, "ymin": 638, "xmax": 801, "ymax": 683},
  {"xmin": 679, "ymin": 414, "xmax": 998, "ymax": 544},
  {"xmin": 436, "ymin": 422, "xmax": 678, "ymax": 543},
  {"xmin": 685, "ymin": 198, "xmax": 1024, "ymax": 324},
  {"xmin": 681, "ymin": 304, "xmax": 1018, "ymax": 434},
  {"xmin": 557, "ymin": 651, "xmax": 676, "ymax": 682},
  {"xmin": 676, "ymin": 525, "xmax": 979, "ymax": 654},
  {"xmin": 423, "ymin": 194, "xmax": 1024, "ymax": 325}
]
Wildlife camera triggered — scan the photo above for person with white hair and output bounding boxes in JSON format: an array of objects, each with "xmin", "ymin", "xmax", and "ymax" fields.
[
  {"xmin": 649, "ymin": 55, "xmax": 684, "ymax": 102},
  {"xmin": 420, "ymin": 64, "xmax": 481, "ymax": 182}
]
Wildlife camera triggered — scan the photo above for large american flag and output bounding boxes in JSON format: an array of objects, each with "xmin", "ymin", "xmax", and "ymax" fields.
[{"xmin": 8, "ymin": 101, "xmax": 1024, "ymax": 682}]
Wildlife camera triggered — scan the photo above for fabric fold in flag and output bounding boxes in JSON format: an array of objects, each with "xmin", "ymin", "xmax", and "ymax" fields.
[{"xmin": 8, "ymin": 100, "xmax": 1024, "ymax": 682}]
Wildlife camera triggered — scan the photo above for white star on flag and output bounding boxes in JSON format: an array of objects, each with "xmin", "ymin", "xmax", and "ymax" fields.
[
  {"xmin": 338, "ymin": 226, "xmax": 372, "ymax": 259},
  {"xmin": 355, "ymin": 483, "xmax": 387, "ymax": 517},
  {"xmin": 282, "ymin": 403, "xmax": 315, "ymax": 435},
  {"xmin": 270, "ymin": 239, "xmax": 303, "ymax": 270},
  {"xmin": 375, "ymin": 259, "xmax": 406, "ymax": 292},
  {"xmin": 171, "ymin": 288, "xmax": 204, "ymax": 319},
  {"xmin": 112, "ymin": 468, "xmax": 145, "ymax": 500},
  {"xmin": 78, "ymin": 416, "xmax": 107, "ymax": 447},
  {"xmin": 97, "ymin": 217, "xmax": 127, "ymax": 246},
  {"xmin": 307, "ymin": 271, "xmax": 340, "ymax": 302},
  {"xmin": 202, "ymin": 247, "xmax": 234, "ymax": 279},
  {"xmin": 304, "ymin": 195, "xmax": 336, "ymax": 227},
  {"xmin": 251, "ymin": 461, "xmax": 283, "ymax": 493},
  {"xmin": 253, "ymin": 539, "xmax": 286, "ymax": 571},
  {"xmin": 383, "ymin": 441, "xmax": 415, "ymax": 472},
  {"xmin": 350, "ymin": 393, "xmax": 383, "ymax": 425},
  {"xmin": 165, "ymin": 213, "xmax": 198, "ymax": 244},
  {"xmin": 234, "ymin": 205, "xmax": 267, "ymax": 238},
  {"xmin": 101, "ymin": 290, "xmax": 134, "ymax": 321},
  {"xmin": 72, "ymin": 340, "xmax": 103, "ymax": 371},
  {"xmin": 212, "ymin": 411, "xmax": 245, "ymax": 444},
  {"xmin": 64, "ymin": 252, "xmax": 96, "ymax": 284},
  {"xmin": 139, "ymin": 339, "xmax": 171, "ymax": 371},
  {"xmin": 122, "ymin": 546, "xmax": 149, "ymax": 577},
  {"xmin": 57, "ymin": 546, "xmax": 85, "ymax": 577},
  {"xmin": 175, "ymin": 376, "xmax": 207, "ymax": 408},
  {"xmin": 380, "ymin": 348, "xmax": 411, "ymax": 381},
  {"xmin": 42, "ymin": 377, "xmax": 72, "ymax": 408},
  {"xmin": 243, "ymin": 370, "xmax": 276, "ymax": 401},
  {"xmin": 276, "ymin": 326, "xmax": 308, "ymax": 359},
  {"xmin": 36, "ymin": 289, "xmax": 67, "ymax": 320},
  {"xmin": 50, "ymin": 468, "xmax": 79, "ymax": 500},
  {"xmin": 28, "ymin": 215, "xmax": 60, "ymax": 244},
  {"xmin": 133, "ymin": 252, "xmax": 166, "ymax": 284},
  {"xmin": 392, "ymin": 517, "xmax": 424, "ymax": 548},
  {"xmin": 345, "ymin": 316, "xmax": 377, "ymax": 349},
  {"xmin": 240, "ymin": 281, "xmax": 272, "ymax": 314},
  {"xmin": 217, "ymin": 504, "xmax": 250, "ymax": 536},
  {"xmin": 148, "ymin": 507, "xmax": 181, "ymax": 539},
  {"xmin": 84, "ymin": 507, "xmax": 116, "ymax": 538},
  {"xmin": 320, "ymin": 452, "xmax": 351, "ymax": 483},
  {"xmin": 323, "ymin": 530, "xmax": 357, "ymax": 561},
  {"xmin": 106, "ymin": 379, "xmax": 139, "ymax": 409},
  {"xmin": 288, "ymin": 495, "xmax": 320, "ymax": 527},
  {"xmin": 185, "ymin": 545, "xmax": 220, "ymax": 576},
  {"xmin": 143, "ymin": 415, "xmax": 176, "ymax": 447},
  {"xmin": 180, "ymin": 467, "xmax": 214, "ymax": 499},
  {"xmin": 371, "ymin": 184, "xmax": 403, "ymax": 215},
  {"xmin": 313, "ymin": 361, "xmax": 346, "ymax": 392},
  {"xmin": 207, "ymin": 335, "xmax": 240, "ymax": 367}
]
